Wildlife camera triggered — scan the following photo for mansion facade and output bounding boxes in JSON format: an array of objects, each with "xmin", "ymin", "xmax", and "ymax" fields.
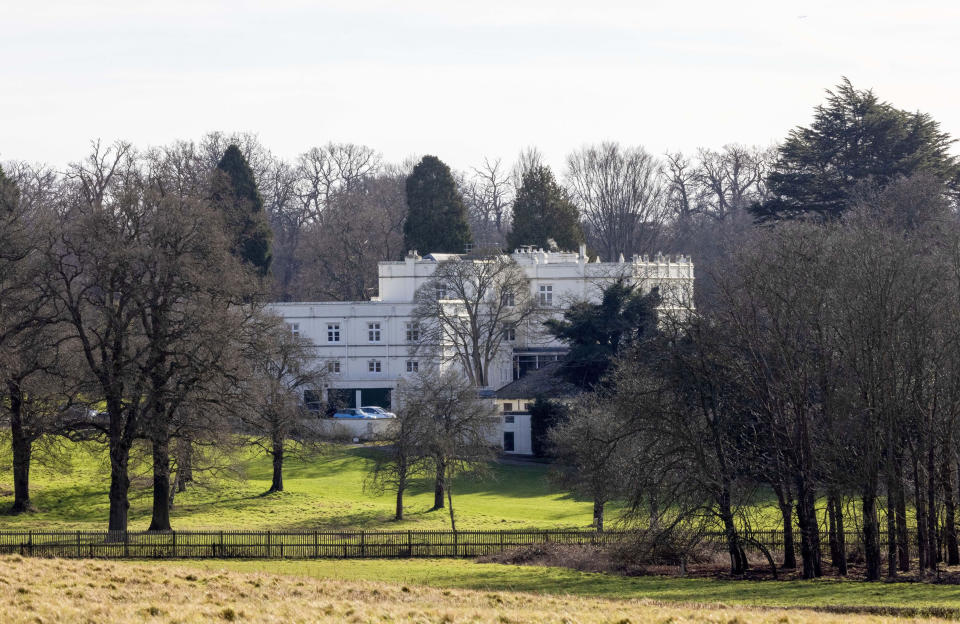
[{"xmin": 268, "ymin": 244, "xmax": 695, "ymax": 415}]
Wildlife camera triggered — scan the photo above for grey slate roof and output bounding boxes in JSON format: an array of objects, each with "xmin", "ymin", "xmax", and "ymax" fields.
[{"xmin": 494, "ymin": 361, "xmax": 584, "ymax": 400}]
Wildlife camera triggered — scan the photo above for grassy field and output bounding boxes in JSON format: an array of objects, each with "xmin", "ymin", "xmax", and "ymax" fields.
[
  {"xmin": 169, "ymin": 558, "xmax": 960, "ymax": 612},
  {"xmin": 0, "ymin": 439, "xmax": 603, "ymax": 531},
  {"xmin": 3, "ymin": 555, "xmax": 957, "ymax": 623}
]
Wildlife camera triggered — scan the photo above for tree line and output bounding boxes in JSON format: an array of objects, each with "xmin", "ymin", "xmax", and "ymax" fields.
[
  {"xmin": 0, "ymin": 142, "xmax": 326, "ymax": 531},
  {"xmin": 538, "ymin": 80, "xmax": 960, "ymax": 580}
]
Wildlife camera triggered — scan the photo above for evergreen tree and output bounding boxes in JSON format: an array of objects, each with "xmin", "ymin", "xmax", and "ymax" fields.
[
  {"xmin": 529, "ymin": 396, "xmax": 566, "ymax": 458},
  {"xmin": 211, "ymin": 144, "xmax": 273, "ymax": 276},
  {"xmin": 404, "ymin": 155, "xmax": 471, "ymax": 254},
  {"xmin": 753, "ymin": 78, "xmax": 960, "ymax": 221},
  {"xmin": 507, "ymin": 165, "xmax": 584, "ymax": 251},
  {"xmin": 545, "ymin": 278, "xmax": 660, "ymax": 389}
]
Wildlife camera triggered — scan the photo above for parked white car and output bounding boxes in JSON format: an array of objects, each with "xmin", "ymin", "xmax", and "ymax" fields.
[{"xmin": 359, "ymin": 406, "xmax": 396, "ymax": 419}]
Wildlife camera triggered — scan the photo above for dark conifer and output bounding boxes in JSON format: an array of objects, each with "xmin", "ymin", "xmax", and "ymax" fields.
[{"xmin": 403, "ymin": 155, "xmax": 471, "ymax": 254}]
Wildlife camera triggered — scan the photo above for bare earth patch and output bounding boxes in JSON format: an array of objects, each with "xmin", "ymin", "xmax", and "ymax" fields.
[{"xmin": 0, "ymin": 555, "xmax": 955, "ymax": 623}]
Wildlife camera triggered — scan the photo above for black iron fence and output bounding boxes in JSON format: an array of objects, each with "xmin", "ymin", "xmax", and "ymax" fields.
[
  {"xmin": 0, "ymin": 529, "xmax": 617, "ymax": 559},
  {"xmin": 0, "ymin": 528, "xmax": 877, "ymax": 560}
]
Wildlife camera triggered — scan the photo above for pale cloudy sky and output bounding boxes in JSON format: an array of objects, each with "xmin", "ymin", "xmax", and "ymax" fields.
[{"xmin": 3, "ymin": 0, "xmax": 959, "ymax": 172}]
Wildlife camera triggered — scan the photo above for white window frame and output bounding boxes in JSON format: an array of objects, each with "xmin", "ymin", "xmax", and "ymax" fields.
[
  {"xmin": 327, "ymin": 323, "xmax": 340, "ymax": 343},
  {"xmin": 368, "ymin": 359, "xmax": 382, "ymax": 373},
  {"xmin": 327, "ymin": 360, "xmax": 341, "ymax": 374},
  {"xmin": 368, "ymin": 322, "xmax": 381, "ymax": 343},
  {"xmin": 406, "ymin": 360, "xmax": 419, "ymax": 373},
  {"xmin": 538, "ymin": 284, "xmax": 553, "ymax": 307},
  {"xmin": 503, "ymin": 325, "xmax": 516, "ymax": 342},
  {"xmin": 501, "ymin": 291, "xmax": 515, "ymax": 307},
  {"xmin": 288, "ymin": 322, "xmax": 300, "ymax": 337},
  {"xmin": 405, "ymin": 322, "xmax": 420, "ymax": 343}
]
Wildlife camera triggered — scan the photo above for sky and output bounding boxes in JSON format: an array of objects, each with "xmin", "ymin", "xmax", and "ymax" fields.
[{"xmin": 3, "ymin": 0, "xmax": 959, "ymax": 173}]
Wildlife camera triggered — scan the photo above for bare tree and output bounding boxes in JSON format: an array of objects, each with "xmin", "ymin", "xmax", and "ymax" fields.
[
  {"xmin": 401, "ymin": 368, "xmax": 498, "ymax": 524},
  {"xmin": 296, "ymin": 173, "xmax": 407, "ymax": 301},
  {"xmin": 240, "ymin": 315, "xmax": 326, "ymax": 493},
  {"xmin": 548, "ymin": 393, "xmax": 632, "ymax": 531},
  {"xmin": 411, "ymin": 250, "xmax": 540, "ymax": 388},
  {"xmin": 460, "ymin": 158, "xmax": 512, "ymax": 246},
  {"xmin": 294, "ymin": 143, "xmax": 382, "ymax": 220},
  {"xmin": 365, "ymin": 380, "xmax": 432, "ymax": 520},
  {"xmin": 566, "ymin": 142, "xmax": 666, "ymax": 259}
]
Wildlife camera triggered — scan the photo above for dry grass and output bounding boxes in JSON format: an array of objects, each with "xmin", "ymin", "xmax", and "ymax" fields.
[{"xmin": 0, "ymin": 556, "xmax": 954, "ymax": 623}]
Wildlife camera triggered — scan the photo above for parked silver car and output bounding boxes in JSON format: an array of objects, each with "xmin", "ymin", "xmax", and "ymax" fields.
[{"xmin": 359, "ymin": 406, "xmax": 397, "ymax": 419}]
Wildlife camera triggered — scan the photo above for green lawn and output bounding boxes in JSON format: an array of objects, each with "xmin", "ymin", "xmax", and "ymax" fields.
[
  {"xmin": 165, "ymin": 558, "xmax": 960, "ymax": 612},
  {"xmin": 0, "ymin": 439, "xmax": 602, "ymax": 531}
]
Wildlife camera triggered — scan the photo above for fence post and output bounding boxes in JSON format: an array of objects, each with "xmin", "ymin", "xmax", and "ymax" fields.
[
  {"xmin": 314, "ymin": 530, "xmax": 319, "ymax": 559},
  {"xmin": 266, "ymin": 531, "xmax": 271, "ymax": 558},
  {"xmin": 123, "ymin": 531, "xmax": 129, "ymax": 558},
  {"xmin": 172, "ymin": 532, "xmax": 177, "ymax": 558},
  {"xmin": 408, "ymin": 530, "xmax": 413, "ymax": 557},
  {"xmin": 360, "ymin": 531, "xmax": 366, "ymax": 557},
  {"xmin": 220, "ymin": 531, "xmax": 225, "ymax": 557},
  {"xmin": 76, "ymin": 531, "xmax": 81, "ymax": 558}
]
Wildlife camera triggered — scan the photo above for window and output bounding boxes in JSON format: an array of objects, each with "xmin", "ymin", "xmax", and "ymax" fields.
[
  {"xmin": 503, "ymin": 431, "xmax": 515, "ymax": 452},
  {"xmin": 501, "ymin": 291, "xmax": 515, "ymax": 307},
  {"xmin": 436, "ymin": 286, "xmax": 448, "ymax": 300},
  {"xmin": 502, "ymin": 402, "xmax": 513, "ymax": 412},
  {"xmin": 503, "ymin": 325, "xmax": 516, "ymax": 342},
  {"xmin": 538, "ymin": 284, "xmax": 553, "ymax": 306},
  {"xmin": 504, "ymin": 415, "xmax": 515, "ymax": 424},
  {"xmin": 524, "ymin": 403, "xmax": 532, "ymax": 411},
  {"xmin": 368, "ymin": 359, "xmax": 382, "ymax": 373},
  {"xmin": 327, "ymin": 323, "xmax": 340, "ymax": 343},
  {"xmin": 406, "ymin": 360, "xmax": 419, "ymax": 373},
  {"xmin": 367, "ymin": 322, "xmax": 381, "ymax": 342},
  {"xmin": 327, "ymin": 361, "xmax": 340, "ymax": 374},
  {"xmin": 288, "ymin": 322, "xmax": 300, "ymax": 337},
  {"xmin": 405, "ymin": 322, "xmax": 419, "ymax": 342}
]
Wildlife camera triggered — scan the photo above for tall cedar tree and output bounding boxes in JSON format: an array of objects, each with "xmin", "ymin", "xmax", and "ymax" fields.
[
  {"xmin": 507, "ymin": 165, "xmax": 584, "ymax": 251},
  {"xmin": 211, "ymin": 145, "xmax": 273, "ymax": 275},
  {"xmin": 546, "ymin": 278, "xmax": 660, "ymax": 389},
  {"xmin": 753, "ymin": 78, "xmax": 960, "ymax": 221},
  {"xmin": 404, "ymin": 155, "xmax": 471, "ymax": 254}
]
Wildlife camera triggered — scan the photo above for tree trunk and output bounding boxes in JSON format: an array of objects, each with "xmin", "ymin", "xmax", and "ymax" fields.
[
  {"xmin": 593, "ymin": 499, "xmax": 605, "ymax": 532},
  {"xmin": 108, "ymin": 437, "xmax": 132, "ymax": 533},
  {"xmin": 829, "ymin": 495, "xmax": 847, "ymax": 575},
  {"xmin": 896, "ymin": 457, "xmax": 910, "ymax": 571},
  {"xmin": 926, "ymin": 442, "xmax": 939, "ymax": 569},
  {"xmin": 913, "ymin": 454, "xmax": 929, "ymax": 572},
  {"xmin": 774, "ymin": 485, "xmax": 796, "ymax": 569},
  {"xmin": 175, "ymin": 439, "xmax": 193, "ymax": 493},
  {"xmin": 269, "ymin": 437, "xmax": 284, "ymax": 493},
  {"xmin": 9, "ymin": 382, "xmax": 34, "ymax": 514},
  {"xmin": 862, "ymin": 489, "xmax": 881, "ymax": 581},
  {"xmin": 795, "ymin": 480, "xmax": 822, "ymax": 579},
  {"xmin": 944, "ymin": 454, "xmax": 959, "ymax": 566},
  {"xmin": 432, "ymin": 459, "xmax": 445, "ymax": 510},
  {"xmin": 447, "ymin": 480, "xmax": 456, "ymax": 532},
  {"xmin": 395, "ymin": 484, "xmax": 405, "ymax": 521},
  {"xmin": 148, "ymin": 436, "xmax": 172, "ymax": 532},
  {"xmin": 719, "ymin": 486, "xmax": 746, "ymax": 575},
  {"xmin": 886, "ymin": 465, "xmax": 898, "ymax": 578}
]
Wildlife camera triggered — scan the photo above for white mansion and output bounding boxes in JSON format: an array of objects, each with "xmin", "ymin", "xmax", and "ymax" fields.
[{"xmin": 268, "ymin": 244, "xmax": 694, "ymax": 416}]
